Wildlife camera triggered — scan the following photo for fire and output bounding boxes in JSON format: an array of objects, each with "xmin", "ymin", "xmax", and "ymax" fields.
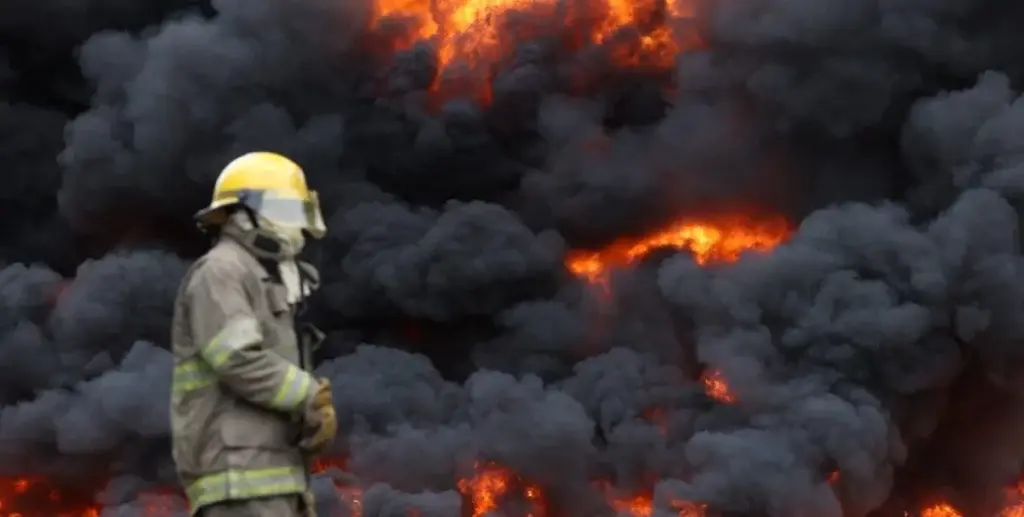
[
  {"xmin": 609, "ymin": 493, "xmax": 654, "ymax": 516},
  {"xmin": 910, "ymin": 479, "xmax": 1024, "ymax": 517},
  {"xmin": 0, "ymin": 477, "xmax": 101, "ymax": 517},
  {"xmin": 457, "ymin": 462, "xmax": 545, "ymax": 517},
  {"xmin": 601, "ymin": 485, "xmax": 707, "ymax": 517},
  {"xmin": 9, "ymin": 463, "xmax": 1024, "ymax": 516},
  {"xmin": 1002, "ymin": 480, "xmax": 1024, "ymax": 517},
  {"xmin": 0, "ymin": 476, "xmax": 189, "ymax": 517},
  {"xmin": 370, "ymin": 0, "xmax": 700, "ymax": 101},
  {"xmin": 566, "ymin": 214, "xmax": 791, "ymax": 283},
  {"xmin": 455, "ymin": 464, "xmax": 709, "ymax": 517},
  {"xmin": 458, "ymin": 466, "xmax": 506, "ymax": 516},
  {"xmin": 920, "ymin": 502, "xmax": 961, "ymax": 517},
  {"xmin": 700, "ymin": 369, "xmax": 734, "ymax": 403}
]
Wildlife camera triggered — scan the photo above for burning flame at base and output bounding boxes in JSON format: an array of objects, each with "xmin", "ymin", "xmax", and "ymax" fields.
[
  {"xmin": 5, "ymin": 458, "xmax": 1024, "ymax": 516},
  {"xmin": 457, "ymin": 463, "xmax": 707, "ymax": 517},
  {"xmin": 458, "ymin": 463, "xmax": 545, "ymax": 517},
  {"xmin": 0, "ymin": 478, "xmax": 98, "ymax": 517},
  {"xmin": 921, "ymin": 503, "xmax": 961, "ymax": 517},
  {"xmin": 1001, "ymin": 481, "xmax": 1024, "ymax": 517}
]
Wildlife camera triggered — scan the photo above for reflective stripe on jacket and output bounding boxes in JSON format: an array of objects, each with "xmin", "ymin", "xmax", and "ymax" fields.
[{"xmin": 170, "ymin": 236, "xmax": 318, "ymax": 514}]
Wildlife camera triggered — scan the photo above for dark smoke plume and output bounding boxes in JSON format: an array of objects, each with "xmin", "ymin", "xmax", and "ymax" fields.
[{"xmin": 4, "ymin": 0, "xmax": 1024, "ymax": 515}]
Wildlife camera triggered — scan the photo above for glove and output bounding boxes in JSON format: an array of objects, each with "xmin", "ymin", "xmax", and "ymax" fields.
[
  {"xmin": 299, "ymin": 377, "xmax": 337, "ymax": 455},
  {"xmin": 301, "ymin": 490, "xmax": 317, "ymax": 517}
]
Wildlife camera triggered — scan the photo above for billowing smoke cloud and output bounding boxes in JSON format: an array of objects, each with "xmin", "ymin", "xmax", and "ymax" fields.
[{"xmin": 4, "ymin": 0, "xmax": 1024, "ymax": 515}]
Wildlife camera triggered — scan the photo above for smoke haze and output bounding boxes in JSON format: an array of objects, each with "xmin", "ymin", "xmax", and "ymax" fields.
[{"xmin": 3, "ymin": 0, "xmax": 1024, "ymax": 515}]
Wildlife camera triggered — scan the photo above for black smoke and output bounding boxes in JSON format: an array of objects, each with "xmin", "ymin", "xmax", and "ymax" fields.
[{"xmin": 4, "ymin": 0, "xmax": 1024, "ymax": 515}]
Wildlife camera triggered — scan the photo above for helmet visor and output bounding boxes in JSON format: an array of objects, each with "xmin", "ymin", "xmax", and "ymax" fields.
[{"xmin": 236, "ymin": 190, "xmax": 327, "ymax": 238}]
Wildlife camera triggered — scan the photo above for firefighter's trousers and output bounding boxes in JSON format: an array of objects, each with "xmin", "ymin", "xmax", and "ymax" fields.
[{"xmin": 198, "ymin": 495, "xmax": 306, "ymax": 517}]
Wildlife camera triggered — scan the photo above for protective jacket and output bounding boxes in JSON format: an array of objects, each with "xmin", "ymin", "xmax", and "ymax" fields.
[{"xmin": 170, "ymin": 234, "xmax": 319, "ymax": 515}]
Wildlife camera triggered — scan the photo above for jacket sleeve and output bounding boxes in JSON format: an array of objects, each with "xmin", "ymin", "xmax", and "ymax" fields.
[{"xmin": 187, "ymin": 258, "xmax": 316, "ymax": 414}]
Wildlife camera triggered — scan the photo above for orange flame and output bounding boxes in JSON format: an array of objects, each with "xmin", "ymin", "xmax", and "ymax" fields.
[
  {"xmin": 10, "ymin": 469, "xmax": 1024, "ymax": 517},
  {"xmin": 913, "ymin": 479, "xmax": 1024, "ymax": 517},
  {"xmin": 1001, "ymin": 480, "xmax": 1024, "ymax": 517},
  {"xmin": 609, "ymin": 493, "xmax": 654, "ymax": 517},
  {"xmin": 599, "ymin": 483, "xmax": 707, "ymax": 517},
  {"xmin": 920, "ymin": 502, "xmax": 961, "ymax": 517},
  {"xmin": 566, "ymin": 214, "xmax": 790, "ymax": 284},
  {"xmin": 370, "ymin": 0, "xmax": 700, "ymax": 101},
  {"xmin": 458, "ymin": 465, "xmax": 509, "ymax": 517},
  {"xmin": 457, "ymin": 462, "xmax": 545, "ymax": 517},
  {"xmin": 700, "ymin": 369, "xmax": 734, "ymax": 404}
]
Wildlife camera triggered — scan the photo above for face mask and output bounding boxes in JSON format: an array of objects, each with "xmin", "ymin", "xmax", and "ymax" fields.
[
  {"xmin": 224, "ymin": 211, "xmax": 306, "ymax": 260},
  {"xmin": 256, "ymin": 215, "xmax": 306, "ymax": 258}
]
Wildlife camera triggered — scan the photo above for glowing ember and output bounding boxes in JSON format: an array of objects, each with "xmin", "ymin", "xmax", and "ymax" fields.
[
  {"xmin": 566, "ymin": 214, "xmax": 790, "ymax": 283},
  {"xmin": 700, "ymin": 369, "xmax": 735, "ymax": 404},
  {"xmin": 314, "ymin": 457, "xmax": 364, "ymax": 516},
  {"xmin": 1001, "ymin": 480, "xmax": 1024, "ymax": 517},
  {"xmin": 338, "ymin": 486, "xmax": 363, "ymax": 517},
  {"xmin": 670, "ymin": 500, "xmax": 708, "ymax": 517},
  {"xmin": 0, "ymin": 477, "xmax": 102, "ymax": 517}
]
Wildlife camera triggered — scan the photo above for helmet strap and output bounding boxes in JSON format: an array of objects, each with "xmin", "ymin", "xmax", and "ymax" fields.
[{"xmin": 243, "ymin": 205, "xmax": 260, "ymax": 231}]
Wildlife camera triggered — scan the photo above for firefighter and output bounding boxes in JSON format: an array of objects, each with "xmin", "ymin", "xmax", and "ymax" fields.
[{"xmin": 170, "ymin": 151, "xmax": 338, "ymax": 517}]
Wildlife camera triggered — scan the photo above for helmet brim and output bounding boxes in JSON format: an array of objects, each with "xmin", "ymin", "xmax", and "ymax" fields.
[{"xmin": 194, "ymin": 199, "xmax": 237, "ymax": 226}]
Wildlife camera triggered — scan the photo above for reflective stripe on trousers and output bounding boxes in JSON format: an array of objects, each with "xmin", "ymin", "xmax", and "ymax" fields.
[{"xmin": 186, "ymin": 466, "xmax": 307, "ymax": 513}]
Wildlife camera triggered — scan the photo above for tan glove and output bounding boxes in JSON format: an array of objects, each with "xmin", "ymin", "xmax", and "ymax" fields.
[
  {"xmin": 300, "ymin": 377, "xmax": 337, "ymax": 455},
  {"xmin": 301, "ymin": 490, "xmax": 317, "ymax": 517}
]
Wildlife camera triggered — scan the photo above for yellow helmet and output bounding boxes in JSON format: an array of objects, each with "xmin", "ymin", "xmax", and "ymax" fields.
[{"xmin": 195, "ymin": 151, "xmax": 326, "ymax": 238}]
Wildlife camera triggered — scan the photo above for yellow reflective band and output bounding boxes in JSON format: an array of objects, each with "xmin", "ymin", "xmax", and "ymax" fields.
[
  {"xmin": 185, "ymin": 466, "xmax": 306, "ymax": 513},
  {"xmin": 200, "ymin": 317, "xmax": 261, "ymax": 370},
  {"xmin": 172, "ymin": 358, "xmax": 216, "ymax": 393},
  {"xmin": 271, "ymin": 366, "xmax": 313, "ymax": 411}
]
